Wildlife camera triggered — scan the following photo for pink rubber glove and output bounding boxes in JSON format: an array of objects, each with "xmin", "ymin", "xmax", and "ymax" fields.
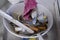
[{"xmin": 23, "ymin": 0, "xmax": 37, "ymax": 20}]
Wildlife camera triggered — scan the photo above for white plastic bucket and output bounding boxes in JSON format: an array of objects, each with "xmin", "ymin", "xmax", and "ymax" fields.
[{"xmin": 3, "ymin": 2, "xmax": 53, "ymax": 38}]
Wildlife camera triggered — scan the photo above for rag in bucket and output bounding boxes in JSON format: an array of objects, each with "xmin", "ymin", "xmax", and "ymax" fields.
[{"xmin": 23, "ymin": 0, "xmax": 37, "ymax": 20}]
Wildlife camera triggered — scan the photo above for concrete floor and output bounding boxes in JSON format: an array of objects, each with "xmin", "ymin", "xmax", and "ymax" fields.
[{"xmin": 0, "ymin": 16, "xmax": 3, "ymax": 40}]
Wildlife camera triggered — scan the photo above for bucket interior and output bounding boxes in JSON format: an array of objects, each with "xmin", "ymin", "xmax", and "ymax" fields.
[{"xmin": 3, "ymin": 2, "xmax": 53, "ymax": 38}]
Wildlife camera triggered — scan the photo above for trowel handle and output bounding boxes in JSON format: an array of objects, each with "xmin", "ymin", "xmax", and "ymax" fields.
[
  {"xmin": 8, "ymin": 0, "xmax": 24, "ymax": 4},
  {"xmin": 37, "ymin": 34, "xmax": 44, "ymax": 40},
  {"xmin": 0, "ymin": 10, "xmax": 34, "ymax": 33}
]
